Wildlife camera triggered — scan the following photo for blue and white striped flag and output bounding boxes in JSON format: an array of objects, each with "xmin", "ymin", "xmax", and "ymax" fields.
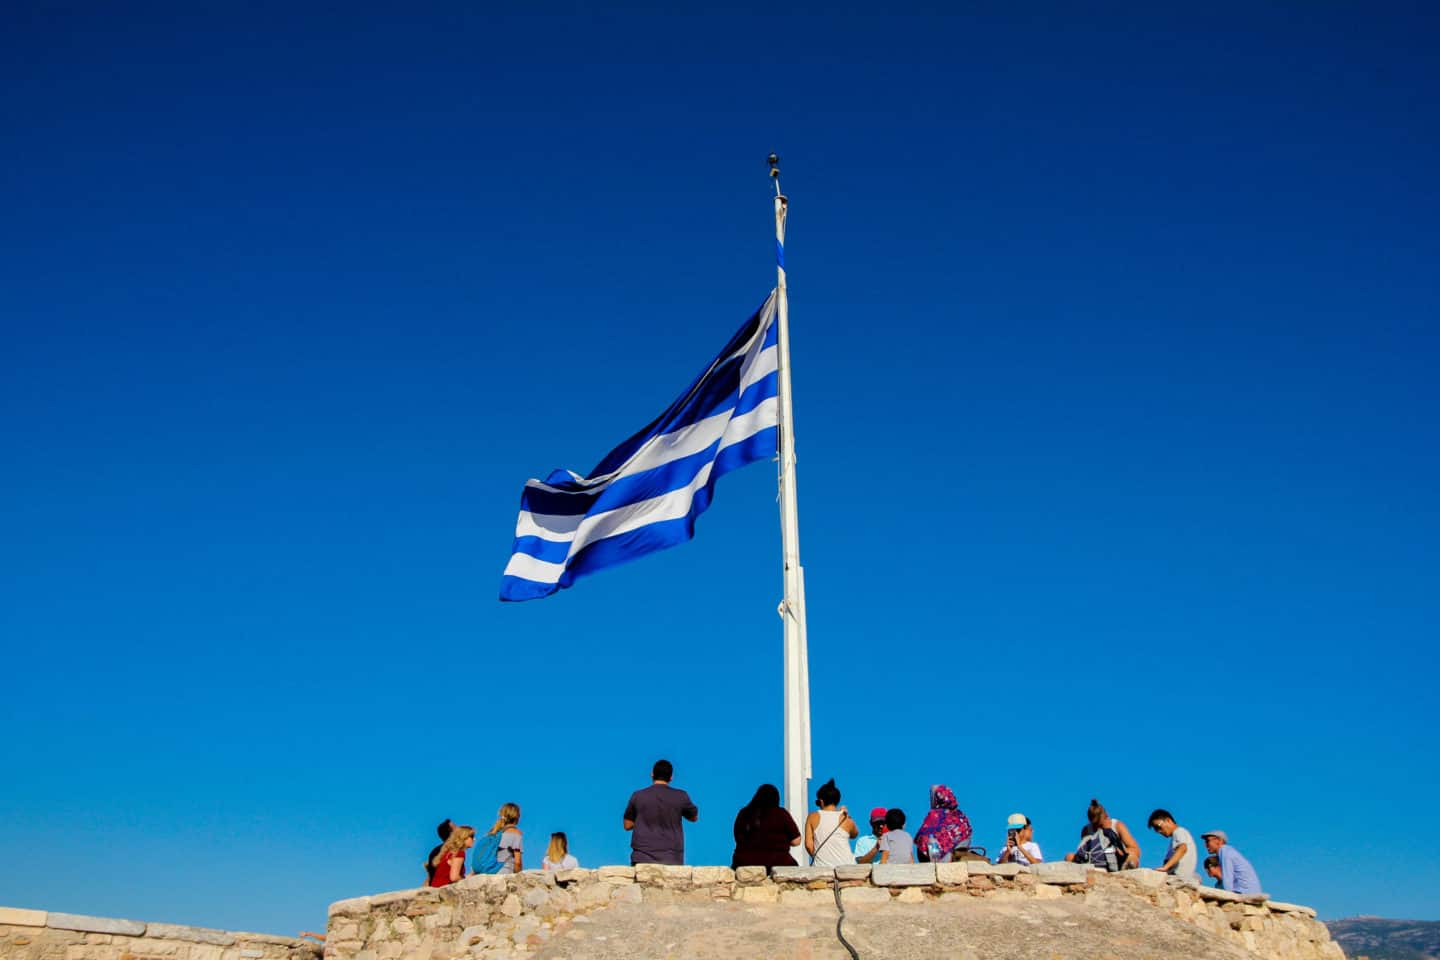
[{"xmin": 499, "ymin": 291, "xmax": 780, "ymax": 601}]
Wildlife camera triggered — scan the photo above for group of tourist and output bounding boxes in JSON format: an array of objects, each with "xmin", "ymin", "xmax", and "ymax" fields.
[
  {"xmin": 424, "ymin": 808, "xmax": 577, "ymax": 887},
  {"xmin": 421, "ymin": 760, "xmax": 1264, "ymax": 896}
]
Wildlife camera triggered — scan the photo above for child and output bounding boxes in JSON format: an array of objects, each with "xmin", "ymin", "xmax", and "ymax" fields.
[
  {"xmin": 489, "ymin": 803, "xmax": 524, "ymax": 874},
  {"xmin": 878, "ymin": 808, "xmax": 915, "ymax": 864},
  {"xmin": 1203, "ymin": 855, "xmax": 1223, "ymax": 888},
  {"xmin": 542, "ymin": 832, "xmax": 579, "ymax": 871}
]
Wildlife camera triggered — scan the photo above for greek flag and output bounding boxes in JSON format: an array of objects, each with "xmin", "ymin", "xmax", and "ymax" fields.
[{"xmin": 499, "ymin": 292, "xmax": 780, "ymax": 601}]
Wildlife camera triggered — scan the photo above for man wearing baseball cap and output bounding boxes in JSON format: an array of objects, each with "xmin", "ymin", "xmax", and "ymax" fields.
[
  {"xmin": 854, "ymin": 807, "xmax": 890, "ymax": 864},
  {"xmin": 997, "ymin": 813, "xmax": 1043, "ymax": 865},
  {"xmin": 1200, "ymin": 830, "xmax": 1262, "ymax": 895}
]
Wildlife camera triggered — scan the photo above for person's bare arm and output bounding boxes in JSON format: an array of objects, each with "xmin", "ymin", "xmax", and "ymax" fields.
[
  {"xmin": 1115, "ymin": 821, "xmax": 1141, "ymax": 866},
  {"xmin": 513, "ymin": 850, "xmax": 523, "ymax": 872},
  {"xmin": 448, "ymin": 855, "xmax": 463, "ymax": 883},
  {"xmin": 804, "ymin": 812, "xmax": 818, "ymax": 856},
  {"xmin": 1159, "ymin": 841, "xmax": 1187, "ymax": 873},
  {"xmin": 880, "ymin": 848, "xmax": 890, "ymax": 864},
  {"xmin": 840, "ymin": 807, "xmax": 858, "ymax": 837},
  {"xmin": 623, "ymin": 819, "xmax": 635, "ymax": 830},
  {"xmin": 857, "ymin": 844, "xmax": 879, "ymax": 863}
]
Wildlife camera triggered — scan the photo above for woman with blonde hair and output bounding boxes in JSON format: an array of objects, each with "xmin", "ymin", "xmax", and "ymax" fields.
[
  {"xmin": 541, "ymin": 832, "xmax": 579, "ymax": 871},
  {"xmin": 489, "ymin": 802, "xmax": 524, "ymax": 874},
  {"xmin": 427, "ymin": 824, "xmax": 475, "ymax": 887}
]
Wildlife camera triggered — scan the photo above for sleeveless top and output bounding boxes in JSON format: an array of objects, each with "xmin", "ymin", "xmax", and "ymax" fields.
[
  {"xmin": 811, "ymin": 810, "xmax": 855, "ymax": 866},
  {"xmin": 428, "ymin": 849, "xmax": 465, "ymax": 887}
]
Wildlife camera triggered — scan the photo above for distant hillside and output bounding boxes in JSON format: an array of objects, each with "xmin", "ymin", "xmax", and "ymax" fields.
[{"xmin": 1327, "ymin": 917, "xmax": 1440, "ymax": 960}]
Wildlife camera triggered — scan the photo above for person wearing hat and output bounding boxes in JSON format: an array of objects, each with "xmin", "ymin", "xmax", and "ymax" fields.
[
  {"xmin": 997, "ymin": 813, "xmax": 1043, "ymax": 865},
  {"xmin": 1200, "ymin": 830, "xmax": 1262, "ymax": 895},
  {"xmin": 854, "ymin": 807, "xmax": 890, "ymax": 864}
]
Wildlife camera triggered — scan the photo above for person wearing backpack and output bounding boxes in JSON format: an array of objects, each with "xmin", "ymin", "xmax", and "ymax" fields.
[
  {"xmin": 1065, "ymin": 799, "xmax": 1141, "ymax": 871},
  {"xmin": 472, "ymin": 803, "xmax": 524, "ymax": 875}
]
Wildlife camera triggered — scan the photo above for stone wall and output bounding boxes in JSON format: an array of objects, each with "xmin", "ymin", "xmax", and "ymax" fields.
[
  {"xmin": 324, "ymin": 862, "xmax": 1344, "ymax": 960},
  {"xmin": 0, "ymin": 907, "xmax": 320, "ymax": 960}
]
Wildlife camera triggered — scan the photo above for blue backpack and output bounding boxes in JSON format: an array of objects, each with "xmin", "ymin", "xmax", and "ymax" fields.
[{"xmin": 471, "ymin": 831, "xmax": 503, "ymax": 875}]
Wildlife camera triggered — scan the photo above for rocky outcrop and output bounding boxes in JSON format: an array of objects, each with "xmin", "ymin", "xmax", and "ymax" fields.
[
  {"xmin": 0, "ymin": 907, "xmax": 319, "ymax": 960},
  {"xmin": 323, "ymin": 865, "xmax": 1343, "ymax": 960}
]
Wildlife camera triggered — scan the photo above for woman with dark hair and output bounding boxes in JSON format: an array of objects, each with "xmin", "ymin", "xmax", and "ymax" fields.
[
  {"xmin": 804, "ymin": 778, "xmax": 858, "ymax": 867},
  {"xmin": 914, "ymin": 785, "xmax": 973, "ymax": 862},
  {"xmin": 732, "ymin": 783, "xmax": 802, "ymax": 869}
]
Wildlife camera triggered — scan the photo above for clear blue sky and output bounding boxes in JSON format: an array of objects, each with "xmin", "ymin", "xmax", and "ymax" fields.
[{"xmin": 2, "ymin": 0, "xmax": 1437, "ymax": 935}]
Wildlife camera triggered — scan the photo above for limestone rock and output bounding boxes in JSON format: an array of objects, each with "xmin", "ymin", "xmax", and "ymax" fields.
[
  {"xmin": 691, "ymin": 866, "xmax": 734, "ymax": 886},
  {"xmin": 778, "ymin": 888, "xmax": 831, "ymax": 906},
  {"xmin": 1120, "ymin": 868, "xmax": 1167, "ymax": 889},
  {"xmin": 145, "ymin": 923, "xmax": 237, "ymax": 946},
  {"xmin": 895, "ymin": 887, "xmax": 925, "ymax": 903},
  {"xmin": 634, "ymin": 864, "xmax": 693, "ymax": 888},
  {"xmin": 1197, "ymin": 886, "xmax": 1244, "ymax": 903},
  {"xmin": 596, "ymin": 866, "xmax": 635, "ymax": 883},
  {"xmin": 872, "ymin": 864, "xmax": 936, "ymax": 887},
  {"xmin": 0, "ymin": 908, "xmax": 47, "ymax": 927},
  {"xmin": 935, "ymin": 862, "xmax": 970, "ymax": 885},
  {"xmin": 368, "ymin": 890, "xmax": 416, "ymax": 909},
  {"xmin": 1266, "ymin": 900, "xmax": 1317, "ymax": 917},
  {"xmin": 609, "ymin": 884, "xmax": 642, "ymax": 905},
  {"xmin": 1030, "ymin": 862, "xmax": 1088, "ymax": 885},
  {"xmin": 46, "ymin": 913, "xmax": 146, "ymax": 936},
  {"xmin": 834, "ymin": 864, "xmax": 872, "ymax": 881},
  {"xmin": 736, "ymin": 884, "xmax": 778, "ymax": 903},
  {"xmin": 733, "ymin": 866, "xmax": 768, "ymax": 885},
  {"xmin": 554, "ymin": 868, "xmax": 593, "ymax": 884},
  {"xmin": 770, "ymin": 866, "xmax": 834, "ymax": 884},
  {"xmin": 499, "ymin": 894, "xmax": 522, "ymax": 918}
]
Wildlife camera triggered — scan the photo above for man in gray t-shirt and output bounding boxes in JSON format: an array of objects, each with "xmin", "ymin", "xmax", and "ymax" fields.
[
  {"xmin": 1148, "ymin": 809, "xmax": 1198, "ymax": 884},
  {"xmin": 623, "ymin": 759, "xmax": 699, "ymax": 865}
]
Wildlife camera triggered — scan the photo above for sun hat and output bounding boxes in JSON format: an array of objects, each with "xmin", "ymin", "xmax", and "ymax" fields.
[{"xmin": 1200, "ymin": 830, "xmax": 1228, "ymax": 843}]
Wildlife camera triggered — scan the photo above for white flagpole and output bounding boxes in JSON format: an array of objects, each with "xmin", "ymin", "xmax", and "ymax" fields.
[{"xmin": 769, "ymin": 154, "xmax": 811, "ymax": 855}]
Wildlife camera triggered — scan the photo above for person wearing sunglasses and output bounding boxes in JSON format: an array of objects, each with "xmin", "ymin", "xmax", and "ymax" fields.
[{"xmin": 1147, "ymin": 809, "xmax": 1199, "ymax": 885}]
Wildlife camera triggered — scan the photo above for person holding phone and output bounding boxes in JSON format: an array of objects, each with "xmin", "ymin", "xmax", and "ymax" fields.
[{"xmin": 997, "ymin": 813, "xmax": 1043, "ymax": 865}]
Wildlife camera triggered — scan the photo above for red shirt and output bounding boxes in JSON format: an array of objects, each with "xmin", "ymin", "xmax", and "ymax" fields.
[{"xmin": 428, "ymin": 849, "xmax": 466, "ymax": 887}]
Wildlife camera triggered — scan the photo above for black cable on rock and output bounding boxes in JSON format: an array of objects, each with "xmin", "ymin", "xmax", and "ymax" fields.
[{"xmin": 831, "ymin": 874, "xmax": 861, "ymax": 960}]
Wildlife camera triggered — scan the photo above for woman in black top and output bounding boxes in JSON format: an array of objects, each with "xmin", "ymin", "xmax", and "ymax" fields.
[{"xmin": 732, "ymin": 783, "xmax": 802, "ymax": 869}]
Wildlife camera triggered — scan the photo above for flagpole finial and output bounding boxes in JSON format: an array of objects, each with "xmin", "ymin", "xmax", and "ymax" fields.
[{"xmin": 768, "ymin": 153, "xmax": 782, "ymax": 196}]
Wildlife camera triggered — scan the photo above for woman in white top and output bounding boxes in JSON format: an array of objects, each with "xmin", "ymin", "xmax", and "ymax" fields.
[
  {"xmin": 804, "ymin": 778, "xmax": 858, "ymax": 866},
  {"xmin": 541, "ymin": 832, "xmax": 579, "ymax": 871}
]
